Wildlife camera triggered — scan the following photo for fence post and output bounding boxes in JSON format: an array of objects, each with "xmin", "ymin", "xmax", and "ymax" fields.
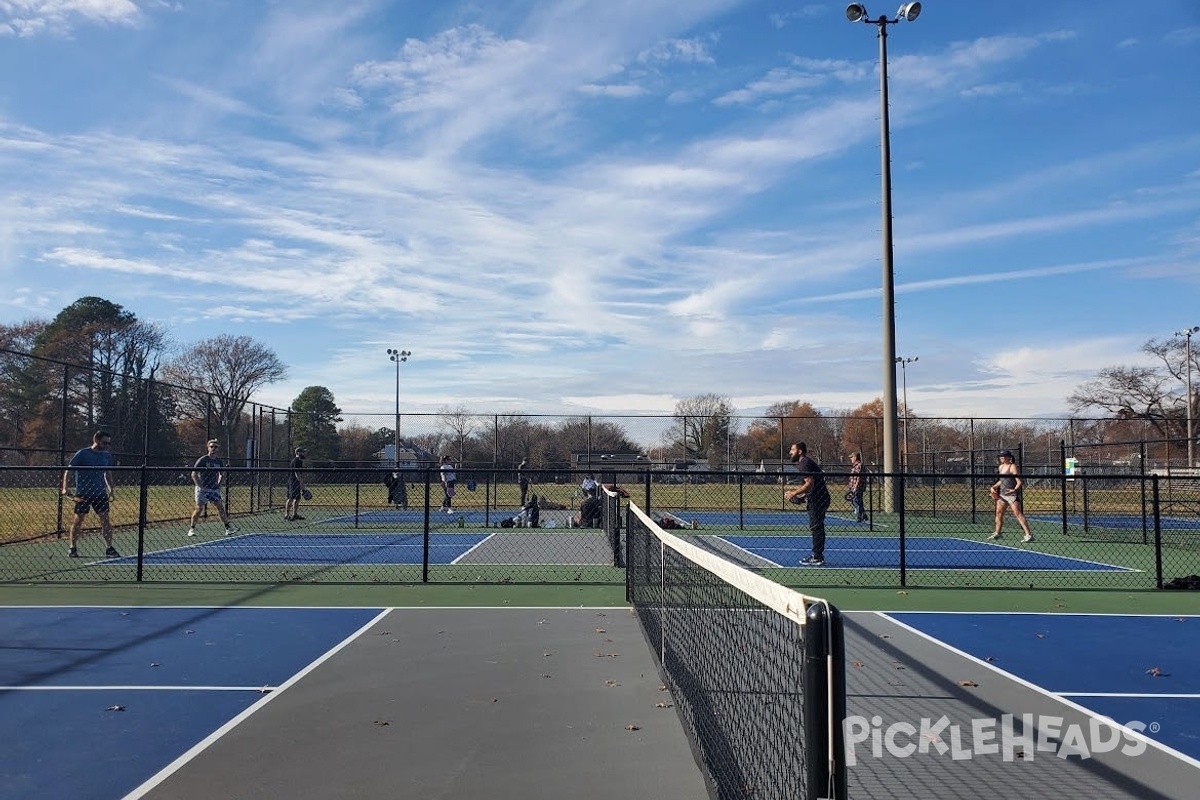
[
  {"xmin": 422, "ymin": 468, "xmax": 432, "ymax": 583},
  {"xmin": 136, "ymin": 464, "xmax": 148, "ymax": 582},
  {"xmin": 1152, "ymin": 475, "xmax": 1163, "ymax": 589},
  {"xmin": 1060, "ymin": 440, "xmax": 1069, "ymax": 539},
  {"xmin": 897, "ymin": 471, "xmax": 907, "ymax": 588}
]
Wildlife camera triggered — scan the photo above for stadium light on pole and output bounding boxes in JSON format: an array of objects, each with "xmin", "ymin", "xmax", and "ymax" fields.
[
  {"xmin": 896, "ymin": 356, "xmax": 918, "ymax": 470},
  {"xmin": 1176, "ymin": 327, "xmax": 1199, "ymax": 468},
  {"xmin": 387, "ymin": 348, "xmax": 411, "ymax": 468},
  {"xmin": 847, "ymin": 2, "xmax": 921, "ymax": 511}
]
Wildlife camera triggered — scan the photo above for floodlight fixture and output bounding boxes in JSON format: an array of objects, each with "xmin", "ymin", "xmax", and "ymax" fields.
[
  {"xmin": 898, "ymin": 2, "xmax": 922, "ymax": 22},
  {"xmin": 846, "ymin": 3, "xmax": 867, "ymax": 22},
  {"xmin": 386, "ymin": 348, "xmax": 412, "ymax": 468}
]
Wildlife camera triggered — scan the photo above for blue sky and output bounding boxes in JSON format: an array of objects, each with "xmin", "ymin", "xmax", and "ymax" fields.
[{"xmin": 1, "ymin": 0, "xmax": 1198, "ymax": 423}]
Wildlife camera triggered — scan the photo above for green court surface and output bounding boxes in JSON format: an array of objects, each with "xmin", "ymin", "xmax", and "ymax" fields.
[{"xmin": 4, "ymin": 581, "xmax": 1200, "ymax": 616}]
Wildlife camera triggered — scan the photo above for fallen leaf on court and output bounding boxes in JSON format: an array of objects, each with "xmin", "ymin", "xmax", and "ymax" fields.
[
  {"xmin": 543, "ymin": 652, "xmax": 553, "ymax": 657},
  {"xmin": 150, "ymin": 662, "xmax": 160, "ymax": 667},
  {"xmin": 374, "ymin": 720, "xmax": 390, "ymax": 726},
  {"xmin": 656, "ymin": 701, "xmax": 674, "ymax": 709},
  {"xmin": 537, "ymin": 619, "xmax": 548, "ymax": 625},
  {"xmin": 540, "ymin": 674, "xmax": 552, "ymax": 679},
  {"xmin": 259, "ymin": 687, "xmax": 272, "ymax": 694},
  {"xmin": 595, "ymin": 628, "xmax": 606, "ymax": 633},
  {"xmin": 106, "ymin": 705, "xmax": 125, "ymax": 712},
  {"xmin": 897, "ymin": 591, "xmax": 908, "ymax": 595},
  {"xmin": 851, "ymin": 661, "xmax": 864, "ymax": 669},
  {"xmin": 880, "ymin": 634, "xmax": 890, "ymax": 639},
  {"xmin": 184, "ymin": 630, "xmax": 194, "ymax": 634},
  {"xmin": 595, "ymin": 652, "xmax": 620, "ymax": 658},
  {"xmin": 1035, "ymin": 633, "xmax": 1046, "ymax": 639},
  {"xmin": 605, "ymin": 680, "xmax": 620, "ymax": 687},
  {"xmin": 377, "ymin": 631, "xmax": 392, "ymax": 636},
  {"xmin": 985, "ymin": 656, "xmax": 997, "ymax": 663},
  {"xmin": 958, "ymin": 680, "xmax": 979, "ymax": 688},
  {"xmin": 492, "ymin": 698, "xmax": 499, "ymax": 703},
  {"xmin": 1146, "ymin": 667, "xmax": 1169, "ymax": 677},
  {"xmin": 1176, "ymin": 618, "xmax": 1187, "ymax": 622},
  {"xmin": 625, "ymin": 724, "xmax": 640, "ymax": 731},
  {"xmin": 659, "ymin": 685, "xmax": 668, "ymax": 692}
]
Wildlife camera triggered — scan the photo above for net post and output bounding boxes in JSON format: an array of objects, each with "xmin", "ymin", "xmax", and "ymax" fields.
[{"xmin": 804, "ymin": 601, "xmax": 848, "ymax": 800}]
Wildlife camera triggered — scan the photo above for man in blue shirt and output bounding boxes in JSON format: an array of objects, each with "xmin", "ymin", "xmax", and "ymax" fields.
[{"xmin": 60, "ymin": 430, "xmax": 118, "ymax": 559}]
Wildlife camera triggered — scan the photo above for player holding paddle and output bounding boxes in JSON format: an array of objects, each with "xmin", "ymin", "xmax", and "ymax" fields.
[
  {"xmin": 988, "ymin": 449, "xmax": 1033, "ymax": 543},
  {"xmin": 60, "ymin": 430, "xmax": 119, "ymax": 559}
]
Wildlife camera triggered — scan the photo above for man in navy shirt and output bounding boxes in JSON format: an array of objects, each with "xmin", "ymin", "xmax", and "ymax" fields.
[
  {"xmin": 785, "ymin": 442, "xmax": 831, "ymax": 566},
  {"xmin": 60, "ymin": 430, "xmax": 118, "ymax": 559}
]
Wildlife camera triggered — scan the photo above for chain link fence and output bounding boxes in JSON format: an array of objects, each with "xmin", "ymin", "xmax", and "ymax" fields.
[{"xmin": 2, "ymin": 464, "xmax": 1195, "ymax": 589}]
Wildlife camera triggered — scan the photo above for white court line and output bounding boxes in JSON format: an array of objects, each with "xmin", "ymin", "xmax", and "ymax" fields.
[
  {"xmin": 450, "ymin": 532, "xmax": 499, "ymax": 564},
  {"xmin": 875, "ymin": 611, "xmax": 1200, "ymax": 771},
  {"xmin": 1059, "ymin": 693, "xmax": 1200, "ymax": 699},
  {"xmin": 120, "ymin": 607, "xmax": 392, "ymax": 800},
  {"xmin": 0, "ymin": 685, "xmax": 277, "ymax": 691}
]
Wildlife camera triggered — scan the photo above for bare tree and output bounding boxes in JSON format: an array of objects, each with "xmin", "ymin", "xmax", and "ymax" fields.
[
  {"xmin": 436, "ymin": 405, "xmax": 478, "ymax": 463},
  {"xmin": 1068, "ymin": 365, "xmax": 1176, "ymax": 438},
  {"xmin": 163, "ymin": 335, "xmax": 287, "ymax": 456},
  {"xmin": 667, "ymin": 394, "xmax": 736, "ymax": 469},
  {"xmin": 1069, "ymin": 336, "xmax": 1199, "ymax": 440}
]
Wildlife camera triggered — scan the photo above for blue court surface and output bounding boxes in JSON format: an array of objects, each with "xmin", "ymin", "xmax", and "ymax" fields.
[
  {"xmin": 1029, "ymin": 513, "xmax": 1199, "ymax": 532},
  {"xmin": 721, "ymin": 535, "xmax": 1132, "ymax": 571},
  {"xmin": 0, "ymin": 606, "xmax": 385, "ymax": 800},
  {"xmin": 885, "ymin": 612, "xmax": 1200, "ymax": 765},
  {"xmin": 110, "ymin": 532, "xmax": 491, "ymax": 565}
]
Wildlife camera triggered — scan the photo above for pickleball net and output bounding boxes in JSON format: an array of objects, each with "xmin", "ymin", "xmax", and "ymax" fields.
[{"xmin": 625, "ymin": 501, "xmax": 848, "ymax": 800}]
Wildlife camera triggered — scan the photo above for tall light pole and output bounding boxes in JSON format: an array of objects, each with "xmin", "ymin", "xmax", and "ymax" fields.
[
  {"xmin": 387, "ymin": 348, "xmax": 411, "ymax": 468},
  {"xmin": 896, "ymin": 356, "xmax": 917, "ymax": 470},
  {"xmin": 1176, "ymin": 327, "xmax": 1199, "ymax": 468},
  {"xmin": 847, "ymin": 2, "xmax": 921, "ymax": 510}
]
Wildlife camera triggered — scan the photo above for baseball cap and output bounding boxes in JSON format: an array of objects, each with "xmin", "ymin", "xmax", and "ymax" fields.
[{"xmin": 998, "ymin": 450, "xmax": 1013, "ymax": 459}]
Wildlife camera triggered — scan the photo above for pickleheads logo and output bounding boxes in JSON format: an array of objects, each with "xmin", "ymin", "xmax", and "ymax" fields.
[{"xmin": 844, "ymin": 714, "xmax": 1151, "ymax": 765}]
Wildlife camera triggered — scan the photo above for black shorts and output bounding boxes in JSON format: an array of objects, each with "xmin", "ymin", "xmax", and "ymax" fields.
[
  {"xmin": 73, "ymin": 494, "xmax": 110, "ymax": 515},
  {"xmin": 287, "ymin": 480, "xmax": 303, "ymax": 500}
]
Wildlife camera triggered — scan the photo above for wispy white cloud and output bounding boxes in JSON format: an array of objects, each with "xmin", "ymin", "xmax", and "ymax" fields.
[{"xmin": 0, "ymin": 0, "xmax": 142, "ymax": 37}]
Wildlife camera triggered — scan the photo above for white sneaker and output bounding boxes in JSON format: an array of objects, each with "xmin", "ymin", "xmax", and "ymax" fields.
[
  {"xmin": 446, "ymin": 508, "xmax": 454, "ymax": 515},
  {"xmin": 1022, "ymin": 533, "xmax": 1033, "ymax": 543},
  {"xmin": 225, "ymin": 525, "xmax": 238, "ymax": 535},
  {"xmin": 987, "ymin": 532, "xmax": 1001, "ymax": 540},
  {"xmin": 187, "ymin": 528, "xmax": 196, "ymax": 537}
]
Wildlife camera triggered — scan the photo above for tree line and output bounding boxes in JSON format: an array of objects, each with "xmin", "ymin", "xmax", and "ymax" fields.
[{"xmin": 2, "ymin": 297, "xmax": 1194, "ymax": 471}]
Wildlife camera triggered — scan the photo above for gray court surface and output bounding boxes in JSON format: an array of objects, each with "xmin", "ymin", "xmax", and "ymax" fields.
[
  {"xmin": 139, "ymin": 607, "xmax": 709, "ymax": 800},
  {"xmin": 133, "ymin": 608, "xmax": 1197, "ymax": 800},
  {"xmin": 843, "ymin": 612, "xmax": 1196, "ymax": 800},
  {"xmin": 455, "ymin": 531, "xmax": 616, "ymax": 565}
]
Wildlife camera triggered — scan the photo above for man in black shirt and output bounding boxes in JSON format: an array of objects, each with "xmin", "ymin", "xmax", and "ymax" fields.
[
  {"xmin": 285, "ymin": 447, "xmax": 308, "ymax": 521},
  {"xmin": 786, "ymin": 442, "xmax": 831, "ymax": 566}
]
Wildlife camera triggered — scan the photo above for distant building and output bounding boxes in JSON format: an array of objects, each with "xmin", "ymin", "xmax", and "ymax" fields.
[
  {"xmin": 572, "ymin": 452, "xmax": 649, "ymax": 486},
  {"xmin": 377, "ymin": 443, "xmax": 434, "ymax": 470}
]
